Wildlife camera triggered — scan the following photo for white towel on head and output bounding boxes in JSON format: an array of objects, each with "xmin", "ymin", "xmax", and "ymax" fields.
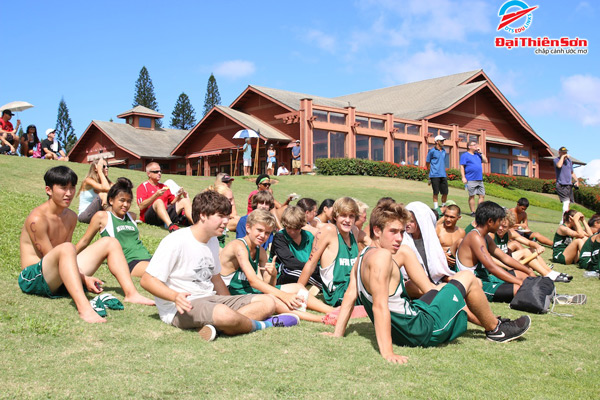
[{"xmin": 401, "ymin": 201, "xmax": 455, "ymax": 284}]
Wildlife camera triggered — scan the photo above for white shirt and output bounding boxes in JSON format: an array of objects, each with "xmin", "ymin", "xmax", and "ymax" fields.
[
  {"xmin": 145, "ymin": 228, "xmax": 221, "ymax": 324},
  {"xmin": 277, "ymin": 166, "xmax": 289, "ymax": 176}
]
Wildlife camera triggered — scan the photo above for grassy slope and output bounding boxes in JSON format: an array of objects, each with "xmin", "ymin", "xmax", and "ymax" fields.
[{"xmin": 1, "ymin": 156, "xmax": 599, "ymax": 399}]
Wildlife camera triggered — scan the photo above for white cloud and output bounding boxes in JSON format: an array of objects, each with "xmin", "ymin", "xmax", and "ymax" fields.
[
  {"xmin": 305, "ymin": 29, "xmax": 337, "ymax": 53},
  {"xmin": 576, "ymin": 159, "xmax": 600, "ymax": 186},
  {"xmin": 523, "ymin": 74, "xmax": 600, "ymax": 126},
  {"xmin": 213, "ymin": 60, "xmax": 256, "ymax": 80},
  {"xmin": 379, "ymin": 45, "xmax": 485, "ymax": 84}
]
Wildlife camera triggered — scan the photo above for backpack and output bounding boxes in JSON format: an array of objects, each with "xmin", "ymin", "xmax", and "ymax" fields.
[
  {"xmin": 32, "ymin": 143, "xmax": 42, "ymax": 158},
  {"xmin": 510, "ymin": 276, "xmax": 555, "ymax": 314}
]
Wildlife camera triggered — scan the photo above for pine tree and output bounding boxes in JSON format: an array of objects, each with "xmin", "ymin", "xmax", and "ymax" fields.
[
  {"xmin": 203, "ymin": 73, "xmax": 221, "ymax": 117},
  {"xmin": 55, "ymin": 98, "xmax": 77, "ymax": 153},
  {"xmin": 133, "ymin": 66, "xmax": 162, "ymax": 127},
  {"xmin": 170, "ymin": 93, "xmax": 197, "ymax": 130}
]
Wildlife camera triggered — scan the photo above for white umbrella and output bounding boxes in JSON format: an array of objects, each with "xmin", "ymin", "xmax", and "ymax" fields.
[
  {"xmin": 0, "ymin": 101, "xmax": 34, "ymax": 113},
  {"xmin": 232, "ymin": 129, "xmax": 259, "ymax": 139}
]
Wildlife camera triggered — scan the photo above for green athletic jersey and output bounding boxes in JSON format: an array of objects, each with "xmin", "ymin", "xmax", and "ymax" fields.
[
  {"xmin": 357, "ymin": 247, "xmax": 467, "ymax": 347},
  {"xmin": 552, "ymin": 225, "xmax": 572, "ymax": 260},
  {"xmin": 320, "ymin": 229, "xmax": 358, "ymax": 306},
  {"xmin": 494, "ymin": 232, "xmax": 509, "ymax": 254},
  {"xmin": 223, "ymin": 238, "xmax": 262, "ymax": 295},
  {"xmin": 579, "ymin": 234, "xmax": 600, "ymax": 271},
  {"xmin": 100, "ymin": 211, "xmax": 151, "ymax": 263},
  {"xmin": 465, "ymin": 223, "xmax": 476, "ymax": 233}
]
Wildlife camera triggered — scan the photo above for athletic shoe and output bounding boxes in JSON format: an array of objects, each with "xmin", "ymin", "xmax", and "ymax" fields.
[
  {"xmin": 168, "ymin": 223, "xmax": 180, "ymax": 233},
  {"xmin": 264, "ymin": 313, "xmax": 300, "ymax": 328},
  {"xmin": 554, "ymin": 274, "xmax": 571, "ymax": 283},
  {"xmin": 486, "ymin": 315, "xmax": 531, "ymax": 343},
  {"xmin": 561, "ymin": 273, "xmax": 573, "ymax": 281},
  {"xmin": 554, "ymin": 294, "xmax": 587, "ymax": 305},
  {"xmin": 198, "ymin": 324, "xmax": 217, "ymax": 341},
  {"xmin": 470, "ymin": 212, "xmax": 476, "ymax": 217}
]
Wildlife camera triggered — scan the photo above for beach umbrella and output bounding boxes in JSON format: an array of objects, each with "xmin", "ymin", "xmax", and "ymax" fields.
[
  {"xmin": 0, "ymin": 101, "xmax": 34, "ymax": 112},
  {"xmin": 232, "ymin": 129, "xmax": 259, "ymax": 139}
]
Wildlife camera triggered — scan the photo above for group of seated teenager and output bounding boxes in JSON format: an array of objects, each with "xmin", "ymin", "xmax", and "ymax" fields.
[{"xmin": 22, "ymin": 166, "xmax": 595, "ymax": 362}]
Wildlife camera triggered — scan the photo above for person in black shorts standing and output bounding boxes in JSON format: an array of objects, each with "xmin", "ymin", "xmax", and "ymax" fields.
[{"xmin": 426, "ymin": 135, "xmax": 449, "ymax": 210}]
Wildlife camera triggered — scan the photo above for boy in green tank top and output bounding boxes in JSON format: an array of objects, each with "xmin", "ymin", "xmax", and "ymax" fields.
[
  {"xmin": 299, "ymin": 197, "xmax": 368, "ymax": 306},
  {"xmin": 552, "ymin": 210, "xmax": 591, "ymax": 264},
  {"xmin": 326, "ymin": 200, "xmax": 531, "ymax": 363},
  {"xmin": 220, "ymin": 209, "xmax": 335, "ymax": 322},
  {"xmin": 578, "ymin": 215, "xmax": 600, "ymax": 270}
]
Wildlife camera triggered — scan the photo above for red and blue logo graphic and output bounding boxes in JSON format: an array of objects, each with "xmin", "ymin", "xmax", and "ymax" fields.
[{"xmin": 497, "ymin": 0, "xmax": 538, "ymax": 34}]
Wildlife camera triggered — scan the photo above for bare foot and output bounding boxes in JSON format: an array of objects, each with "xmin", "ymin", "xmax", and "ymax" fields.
[
  {"xmin": 80, "ymin": 309, "xmax": 107, "ymax": 323},
  {"xmin": 124, "ymin": 292, "xmax": 155, "ymax": 306}
]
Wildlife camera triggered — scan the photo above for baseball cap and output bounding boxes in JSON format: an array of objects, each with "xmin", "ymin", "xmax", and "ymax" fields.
[
  {"xmin": 221, "ymin": 174, "xmax": 234, "ymax": 183},
  {"xmin": 558, "ymin": 146, "xmax": 568, "ymax": 152},
  {"xmin": 2, "ymin": 109, "xmax": 14, "ymax": 116},
  {"xmin": 295, "ymin": 140, "xmax": 300, "ymax": 143},
  {"xmin": 434, "ymin": 135, "xmax": 445, "ymax": 142},
  {"xmin": 46, "ymin": 128, "xmax": 56, "ymax": 135},
  {"xmin": 445, "ymin": 200, "xmax": 457, "ymax": 207}
]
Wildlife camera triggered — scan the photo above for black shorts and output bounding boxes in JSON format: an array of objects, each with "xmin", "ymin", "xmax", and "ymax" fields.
[
  {"xmin": 556, "ymin": 184, "xmax": 574, "ymax": 202},
  {"xmin": 144, "ymin": 203, "xmax": 187, "ymax": 227},
  {"xmin": 128, "ymin": 258, "xmax": 152, "ymax": 273},
  {"xmin": 431, "ymin": 177, "xmax": 448, "ymax": 196}
]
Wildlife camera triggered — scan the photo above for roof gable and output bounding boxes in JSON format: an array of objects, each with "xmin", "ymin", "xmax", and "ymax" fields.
[{"xmin": 117, "ymin": 105, "xmax": 164, "ymax": 119}]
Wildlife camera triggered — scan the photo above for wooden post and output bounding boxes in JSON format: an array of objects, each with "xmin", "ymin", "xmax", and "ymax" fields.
[
  {"xmin": 233, "ymin": 147, "xmax": 239, "ymax": 176},
  {"xmin": 254, "ymin": 138, "xmax": 260, "ymax": 175}
]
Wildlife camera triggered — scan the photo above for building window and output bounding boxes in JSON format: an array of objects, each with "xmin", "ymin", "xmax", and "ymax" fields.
[
  {"xmin": 490, "ymin": 157, "xmax": 508, "ymax": 174},
  {"xmin": 489, "ymin": 145, "xmax": 510, "ymax": 155},
  {"xmin": 313, "ymin": 110, "xmax": 328, "ymax": 122},
  {"xmin": 371, "ymin": 118, "xmax": 385, "ymax": 131},
  {"xmin": 468, "ymin": 134, "xmax": 480, "ymax": 144},
  {"xmin": 394, "ymin": 122, "xmax": 406, "ymax": 134},
  {"xmin": 407, "ymin": 141, "xmax": 420, "ymax": 165},
  {"xmin": 406, "ymin": 124, "xmax": 420, "ymax": 135},
  {"xmin": 139, "ymin": 117, "xmax": 152, "ymax": 128},
  {"xmin": 330, "ymin": 131, "xmax": 345, "ymax": 158},
  {"xmin": 371, "ymin": 137, "xmax": 385, "ymax": 161},
  {"xmin": 330, "ymin": 112, "xmax": 346, "ymax": 125},
  {"xmin": 356, "ymin": 135, "xmax": 369, "ymax": 159},
  {"xmin": 532, "ymin": 156, "xmax": 536, "ymax": 165},
  {"xmin": 439, "ymin": 129, "xmax": 451, "ymax": 140},
  {"xmin": 394, "ymin": 140, "xmax": 406, "ymax": 164},
  {"xmin": 459, "ymin": 132, "xmax": 468, "ymax": 142},
  {"xmin": 513, "ymin": 160, "xmax": 529, "ymax": 176},
  {"xmin": 356, "ymin": 116, "xmax": 369, "ymax": 129},
  {"xmin": 313, "ymin": 129, "xmax": 328, "ymax": 160},
  {"xmin": 512, "ymin": 148, "xmax": 530, "ymax": 157},
  {"xmin": 427, "ymin": 144, "xmax": 451, "ymax": 169}
]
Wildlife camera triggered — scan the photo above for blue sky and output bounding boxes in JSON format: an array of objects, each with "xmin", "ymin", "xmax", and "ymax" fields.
[{"xmin": 3, "ymin": 1, "xmax": 599, "ymax": 182}]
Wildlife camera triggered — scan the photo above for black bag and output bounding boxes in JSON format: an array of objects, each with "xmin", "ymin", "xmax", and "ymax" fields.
[{"xmin": 509, "ymin": 276, "xmax": 555, "ymax": 314}]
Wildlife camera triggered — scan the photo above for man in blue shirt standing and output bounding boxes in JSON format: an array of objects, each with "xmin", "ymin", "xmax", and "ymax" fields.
[
  {"xmin": 291, "ymin": 140, "xmax": 301, "ymax": 175},
  {"xmin": 426, "ymin": 135, "xmax": 448, "ymax": 210},
  {"xmin": 243, "ymin": 138, "xmax": 252, "ymax": 176},
  {"xmin": 460, "ymin": 140, "xmax": 488, "ymax": 217},
  {"xmin": 553, "ymin": 146, "xmax": 579, "ymax": 223}
]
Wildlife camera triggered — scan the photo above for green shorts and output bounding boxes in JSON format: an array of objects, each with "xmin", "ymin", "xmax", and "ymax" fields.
[
  {"xmin": 228, "ymin": 283, "xmax": 281, "ymax": 295},
  {"xmin": 480, "ymin": 274, "xmax": 505, "ymax": 302},
  {"xmin": 323, "ymin": 281, "xmax": 349, "ymax": 307},
  {"xmin": 412, "ymin": 283, "xmax": 468, "ymax": 347},
  {"xmin": 552, "ymin": 251, "xmax": 566, "ymax": 265},
  {"xmin": 18, "ymin": 259, "xmax": 67, "ymax": 299}
]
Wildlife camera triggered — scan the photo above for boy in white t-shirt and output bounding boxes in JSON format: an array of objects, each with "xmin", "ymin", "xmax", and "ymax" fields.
[{"xmin": 140, "ymin": 190, "xmax": 299, "ymax": 341}]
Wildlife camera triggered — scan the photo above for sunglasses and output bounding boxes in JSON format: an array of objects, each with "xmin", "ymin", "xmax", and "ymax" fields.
[
  {"xmin": 103, "ymin": 165, "xmax": 109, "ymax": 169},
  {"xmin": 260, "ymin": 183, "xmax": 271, "ymax": 187},
  {"xmin": 149, "ymin": 170, "xmax": 162, "ymax": 174}
]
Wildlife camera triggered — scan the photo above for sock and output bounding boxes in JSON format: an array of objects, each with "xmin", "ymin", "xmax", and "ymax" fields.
[
  {"xmin": 562, "ymin": 201, "xmax": 570, "ymax": 213},
  {"xmin": 442, "ymin": 202, "xmax": 446, "ymax": 207},
  {"xmin": 434, "ymin": 201, "xmax": 438, "ymax": 209},
  {"xmin": 488, "ymin": 319, "xmax": 501, "ymax": 333},
  {"xmin": 250, "ymin": 320, "xmax": 266, "ymax": 332},
  {"xmin": 546, "ymin": 270, "xmax": 560, "ymax": 280}
]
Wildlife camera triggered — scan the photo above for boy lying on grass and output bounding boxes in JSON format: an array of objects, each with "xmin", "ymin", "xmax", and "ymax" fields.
[
  {"xmin": 326, "ymin": 199, "xmax": 531, "ymax": 364},
  {"xmin": 220, "ymin": 209, "xmax": 335, "ymax": 322},
  {"xmin": 140, "ymin": 191, "xmax": 298, "ymax": 342},
  {"xmin": 19, "ymin": 166, "xmax": 154, "ymax": 324}
]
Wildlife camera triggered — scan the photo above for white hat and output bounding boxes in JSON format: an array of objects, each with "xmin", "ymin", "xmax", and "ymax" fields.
[
  {"xmin": 434, "ymin": 134, "xmax": 445, "ymax": 141},
  {"xmin": 46, "ymin": 128, "xmax": 56, "ymax": 136}
]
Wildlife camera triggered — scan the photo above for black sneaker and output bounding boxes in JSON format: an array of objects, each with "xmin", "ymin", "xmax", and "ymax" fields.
[
  {"xmin": 486, "ymin": 315, "xmax": 531, "ymax": 343},
  {"xmin": 554, "ymin": 274, "xmax": 571, "ymax": 283}
]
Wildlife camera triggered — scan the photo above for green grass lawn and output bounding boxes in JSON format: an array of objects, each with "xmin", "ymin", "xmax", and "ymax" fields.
[{"xmin": 1, "ymin": 156, "xmax": 599, "ymax": 399}]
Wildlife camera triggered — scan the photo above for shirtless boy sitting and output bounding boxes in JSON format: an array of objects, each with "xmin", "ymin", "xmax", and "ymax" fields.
[
  {"xmin": 436, "ymin": 204, "xmax": 465, "ymax": 270},
  {"xmin": 220, "ymin": 209, "xmax": 335, "ymax": 322},
  {"xmin": 298, "ymin": 197, "xmax": 368, "ymax": 306},
  {"xmin": 455, "ymin": 201, "xmax": 534, "ymax": 303},
  {"xmin": 326, "ymin": 200, "xmax": 531, "ymax": 363},
  {"xmin": 19, "ymin": 166, "xmax": 154, "ymax": 324},
  {"xmin": 510, "ymin": 198, "xmax": 552, "ymax": 246}
]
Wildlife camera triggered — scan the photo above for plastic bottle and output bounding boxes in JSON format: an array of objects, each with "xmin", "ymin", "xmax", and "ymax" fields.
[{"xmin": 583, "ymin": 271, "xmax": 599, "ymax": 278}]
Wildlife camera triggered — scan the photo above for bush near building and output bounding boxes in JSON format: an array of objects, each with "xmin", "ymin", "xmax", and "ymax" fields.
[{"xmin": 315, "ymin": 158, "xmax": 600, "ymax": 213}]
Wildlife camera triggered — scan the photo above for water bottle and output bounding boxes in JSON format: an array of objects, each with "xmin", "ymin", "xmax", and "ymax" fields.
[{"xmin": 583, "ymin": 271, "xmax": 599, "ymax": 278}]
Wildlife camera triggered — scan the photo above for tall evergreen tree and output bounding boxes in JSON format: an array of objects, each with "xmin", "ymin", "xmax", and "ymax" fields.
[
  {"xmin": 55, "ymin": 98, "xmax": 77, "ymax": 153},
  {"xmin": 170, "ymin": 93, "xmax": 197, "ymax": 130},
  {"xmin": 133, "ymin": 66, "xmax": 162, "ymax": 127},
  {"xmin": 203, "ymin": 73, "xmax": 221, "ymax": 117}
]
